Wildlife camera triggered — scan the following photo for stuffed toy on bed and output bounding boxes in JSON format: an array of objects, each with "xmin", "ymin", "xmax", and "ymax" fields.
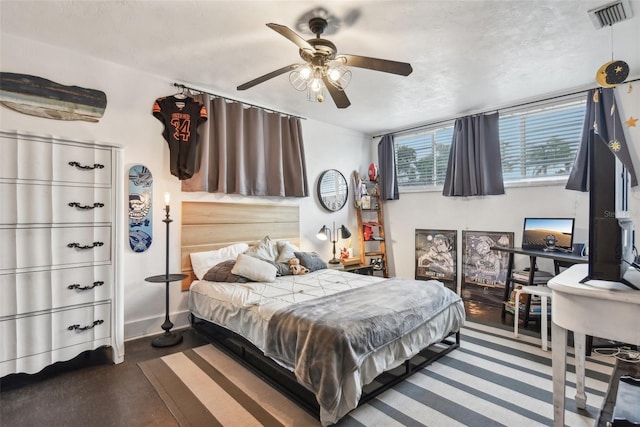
[{"xmin": 289, "ymin": 258, "xmax": 309, "ymax": 275}]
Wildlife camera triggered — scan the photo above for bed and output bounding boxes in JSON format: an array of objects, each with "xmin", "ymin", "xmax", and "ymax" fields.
[{"xmin": 181, "ymin": 201, "xmax": 465, "ymax": 426}]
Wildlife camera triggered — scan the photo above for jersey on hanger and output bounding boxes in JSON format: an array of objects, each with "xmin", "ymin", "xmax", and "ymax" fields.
[{"xmin": 152, "ymin": 96, "xmax": 207, "ymax": 180}]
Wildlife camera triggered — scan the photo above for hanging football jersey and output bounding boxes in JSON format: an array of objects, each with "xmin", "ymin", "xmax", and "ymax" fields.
[{"xmin": 152, "ymin": 96, "xmax": 207, "ymax": 180}]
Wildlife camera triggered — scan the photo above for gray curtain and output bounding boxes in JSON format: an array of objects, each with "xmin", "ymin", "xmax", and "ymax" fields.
[
  {"xmin": 442, "ymin": 112, "xmax": 504, "ymax": 197},
  {"xmin": 566, "ymin": 88, "xmax": 638, "ymax": 191},
  {"xmin": 377, "ymin": 134, "xmax": 399, "ymax": 200},
  {"xmin": 182, "ymin": 94, "xmax": 309, "ymax": 197}
]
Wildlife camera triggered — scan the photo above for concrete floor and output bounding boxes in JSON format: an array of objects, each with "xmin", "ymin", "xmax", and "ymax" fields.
[{"xmin": 0, "ymin": 327, "xmax": 209, "ymax": 427}]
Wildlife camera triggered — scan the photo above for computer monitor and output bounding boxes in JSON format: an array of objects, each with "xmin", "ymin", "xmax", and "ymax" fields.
[{"xmin": 522, "ymin": 218, "xmax": 575, "ymax": 252}]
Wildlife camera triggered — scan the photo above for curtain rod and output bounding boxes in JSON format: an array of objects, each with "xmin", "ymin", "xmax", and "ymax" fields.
[
  {"xmin": 372, "ymin": 77, "xmax": 640, "ymax": 139},
  {"xmin": 172, "ymin": 83, "xmax": 305, "ymax": 120}
]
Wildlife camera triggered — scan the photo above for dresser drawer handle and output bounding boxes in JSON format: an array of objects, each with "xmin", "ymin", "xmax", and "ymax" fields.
[
  {"xmin": 68, "ymin": 202, "xmax": 105, "ymax": 210},
  {"xmin": 67, "ymin": 241, "xmax": 104, "ymax": 249},
  {"xmin": 68, "ymin": 161, "xmax": 105, "ymax": 170},
  {"xmin": 68, "ymin": 281, "xmax": 104, "ymax": 291},
  {"xmin": 67, "ymin": 320, "xmax": 104, "ymax": 331}
]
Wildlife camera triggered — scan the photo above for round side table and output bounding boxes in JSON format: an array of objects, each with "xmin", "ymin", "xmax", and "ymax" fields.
[{"xmin": 145, "ymin": 273, "xmax": 188, "ymax": 347}]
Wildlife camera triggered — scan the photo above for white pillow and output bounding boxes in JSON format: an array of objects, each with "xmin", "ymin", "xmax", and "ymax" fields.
[
  {"xmin": 231, "ymin": 253, "xmax": 278, "ymax": 282},
  {"xmin": 275, "ymin": 241, "xmax": 300, "ymax": 263},
  {"xmin": 244, "ymin": 236, "xmax": 278, "ymax": 262},
  {"xmin": 190, "ymin": 243, "xmax": 249, "ymax": 280}
]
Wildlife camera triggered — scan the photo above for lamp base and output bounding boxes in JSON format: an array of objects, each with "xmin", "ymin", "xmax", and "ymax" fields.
[
  {"xmin": 151, "ymin": 331, "xmax": 183, "ymax": 348},
  {"xmin": 328, "ymin": 258, "xmax": 341, "ymax": 264}
]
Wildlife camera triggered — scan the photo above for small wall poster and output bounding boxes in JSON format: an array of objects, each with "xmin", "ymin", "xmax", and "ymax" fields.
[
  {"xmin": 415, "ymin": 229, "xmax": 457, "ymax": 292},
  {"xmin": 461, "ymin": 230, "xmax": 513, "ymax": 308}
]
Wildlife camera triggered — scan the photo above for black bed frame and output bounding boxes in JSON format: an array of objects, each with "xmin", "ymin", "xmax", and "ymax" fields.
[{"xmin": 190, "ymin": 314, "xmax": 461, "ymax": 419}]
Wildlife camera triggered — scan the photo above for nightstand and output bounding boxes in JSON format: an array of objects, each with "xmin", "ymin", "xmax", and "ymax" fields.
[{"xmin": 342, "ymin": 264, "xmax": 374, "ymax": 275}]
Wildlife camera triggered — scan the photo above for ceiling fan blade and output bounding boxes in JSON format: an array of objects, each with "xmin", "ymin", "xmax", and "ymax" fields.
[
  {"xmin": 336, "ymin": 54, "xmax": 413, "ymax": 76},
  {"xmin": 322, "ymin": 76, "xmax": 351, "ymax": 109},
  {"xmin": 266, "ymin": 23, "xmax": 315, "ymax": 53},
  {"xmin": 237, "ymin": 64, "xmax": 297, "ymax": 91}
]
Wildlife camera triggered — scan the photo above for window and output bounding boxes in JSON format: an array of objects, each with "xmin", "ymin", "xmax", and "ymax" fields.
[
  {"xmin": 394, "ymin": 123, "xmax": 454, "ymax": 188},
  {"xmin": 393, "ymin": 94, "xmax": 586, "ymax": 190},
  {"xmin": 499, "ymin": 96, "xmax": 585, "ymax": 183}
]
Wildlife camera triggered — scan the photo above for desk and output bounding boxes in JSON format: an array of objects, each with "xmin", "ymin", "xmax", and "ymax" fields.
[
  {"xmin": 492, "ymin": 247, "xmax": 587, "ymax": 326},
  {"xmin": 548, "ymin": 264, "xmax": 640, "ymax": 427}
]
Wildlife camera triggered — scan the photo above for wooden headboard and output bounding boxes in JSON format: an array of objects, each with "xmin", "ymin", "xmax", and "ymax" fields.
[{"xmin": 180, "ymin": 201, "xmax": 300, "ymax": 291}]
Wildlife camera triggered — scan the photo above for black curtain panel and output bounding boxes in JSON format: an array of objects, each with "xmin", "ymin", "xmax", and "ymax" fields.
[
  {"xmin": 182, "ymin": 94, "xmax": 309, "ymax": 197},
  {"xmin": 377, "ymin": 134, "xmax": 399, "ymax": 200},
  {"xmin": 442, "ymin": 112, "xmax": 504, "ymax": 197},
  {"xmin": 566, "ymin": 88, "xmax": 638, "ymax": 191}
]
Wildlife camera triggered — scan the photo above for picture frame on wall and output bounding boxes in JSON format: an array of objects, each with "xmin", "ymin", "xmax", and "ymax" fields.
[
  {"xmin": 415, "ymin": 229, "xmax": 457, "ymax": 292},
  {"xmin": 461, "ymin": 230, "xmax": 514, "ymax": 308}
]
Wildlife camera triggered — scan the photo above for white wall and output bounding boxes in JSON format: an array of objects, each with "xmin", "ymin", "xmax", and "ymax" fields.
[
  {"xmin": 0, "ymin": 33, "xmax": 370, "ymax": 340},
  {"xmin": 382, "ymin": 185, "xmax": 589, "ymax": 283},
  {"xmin": 377, "ymin": 80, "xmax": 640, "ymax": 291}
]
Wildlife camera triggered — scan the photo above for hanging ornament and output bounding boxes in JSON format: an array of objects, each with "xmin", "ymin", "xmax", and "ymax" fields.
[
  {"xmin": 628, "ymin": 83, "xmax": 633, "ymax": 94},
  {"xmin": 626, "ymin": 116, "xmax": 638, "ymax": 128},
  {"xmin": 593, "ymin": 91, "xmax": 599, "ymax": 103},
  {"xmin": 609, "ymin": 139, "xmax": 622, "ymax": 152},
  {"xmin": 367, "ymin": 163, "xmax": 378, "ymax": 181},
  {"xmin": 595, "ymin": 60, "xmax": 629, "ymax": 88}
]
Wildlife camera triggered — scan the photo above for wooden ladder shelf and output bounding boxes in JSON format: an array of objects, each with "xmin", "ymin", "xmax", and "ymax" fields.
[{"xmin": 354, "ymin": 171, "xmax": 389, "ymax": 278}]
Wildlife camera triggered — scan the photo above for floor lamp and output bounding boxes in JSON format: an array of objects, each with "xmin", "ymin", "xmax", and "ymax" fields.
[
  {"xmin": 144, "ymin": 193, "xmax": 187, "ymax": 347},
  {"xmin": 317, "ymin": 221, "xmax": 351, "ymax": 264}
]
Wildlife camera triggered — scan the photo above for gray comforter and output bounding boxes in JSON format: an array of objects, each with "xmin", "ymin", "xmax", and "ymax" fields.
[{"xmin": 263, "ymin": 277, "xmax": 463, "ymax": 424}]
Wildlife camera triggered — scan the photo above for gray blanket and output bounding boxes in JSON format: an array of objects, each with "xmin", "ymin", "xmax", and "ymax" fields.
[{"xmin": 263, "ymin": 278, "xmax": 462, "ymax": 421}]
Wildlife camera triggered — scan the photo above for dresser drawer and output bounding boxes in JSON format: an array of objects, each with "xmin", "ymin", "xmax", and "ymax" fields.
[
  {"xmin": 0, "ymin": 265, "xmax": 113, "ymax": 317},
  {"xmin": 0, "ymin": 226, "xmax": 112, "ymax": 272},
  {"xmin": 0, "ymin": 183, "xmax": 112, "ymax": 225},
  {"xmin": 0, "ymin": 134, "xmax": 112, "ymax": 185},
  {"xmin": 0, "ymin": 303, "xmax": 111, "ymax": 363}
]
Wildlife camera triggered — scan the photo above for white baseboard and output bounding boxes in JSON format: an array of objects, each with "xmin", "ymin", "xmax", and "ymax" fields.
[{"xmin": 124, "ymin": 309, "xmax": 191, "ymax": 341}]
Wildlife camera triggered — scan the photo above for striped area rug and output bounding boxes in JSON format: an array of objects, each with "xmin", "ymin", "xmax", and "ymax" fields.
[{"xmin": 139, "ymin": 321, "xmax": 615, "ymax": 426}]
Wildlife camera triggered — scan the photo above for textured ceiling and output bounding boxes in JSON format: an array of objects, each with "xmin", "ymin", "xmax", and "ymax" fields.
[{"xmin": 1, "ymin": 1, "xmax": 639, "ymax": 135}]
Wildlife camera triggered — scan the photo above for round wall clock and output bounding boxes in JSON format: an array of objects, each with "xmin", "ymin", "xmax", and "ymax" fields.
[{"xmin": 317, "ymin": 169, "xmax": 348, "ymax": 212}]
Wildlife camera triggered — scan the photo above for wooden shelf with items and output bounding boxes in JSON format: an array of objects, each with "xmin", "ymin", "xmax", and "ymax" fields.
[{"xmin": 353, "ymin": 171, "xmax": 388, "ymax": 278}]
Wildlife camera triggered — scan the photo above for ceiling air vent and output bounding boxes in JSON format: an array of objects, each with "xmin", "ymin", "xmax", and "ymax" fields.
[{"xmin": 588, "ymin": 0, "xmax": 633, "ymax": 29}]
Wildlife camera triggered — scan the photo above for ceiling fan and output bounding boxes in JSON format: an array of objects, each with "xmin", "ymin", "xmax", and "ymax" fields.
[{"xmin": 236, "ymin": 17, "xmax": 413, "ymax": 109}]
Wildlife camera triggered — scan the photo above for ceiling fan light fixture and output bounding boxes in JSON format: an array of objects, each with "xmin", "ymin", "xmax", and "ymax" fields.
[
  {"xmin": 310, "ymin": 77, "xmax": 323, "ymax": 92},
  {"xmin": 298, "ymin": 64, "xmax": 312, "ymax": 80},
  {"xmin": 327, "ymin": 65, "xmax": 351, "ymax": 90},
  {"xmin": 289, "ymin": 70, "xmax": 309, "ymax": 91},
  {"xmin": 306, "ymin": 85, "xmax": 325, "ymax": 103}
]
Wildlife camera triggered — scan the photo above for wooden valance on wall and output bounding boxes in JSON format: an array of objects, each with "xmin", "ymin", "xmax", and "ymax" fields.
[{"xmin": 181, "ymin": 94, "xmax": 309, "ymax": 197}]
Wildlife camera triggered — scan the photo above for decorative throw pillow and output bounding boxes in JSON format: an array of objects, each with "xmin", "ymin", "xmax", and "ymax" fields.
[
  {"xmin": 190, "ymin": 243, "xmax": 249, "ymax": 280},
  {"xmin": 275, "ymin": 241, "xmax": 299, "ymax": 263},
  {"xmin": 202, "ymin": 260, "xmax": 249, "ymax": 283},
  {"xmin": 231, "ymin": 253, "xmax": 278, "ymax": 282},
  {"xmin": 293, "ymin": 251, "xmax": 327, "ymax": 272},
  {"xmin": 244, "ymin": 236, "xmax": 279, "ymax": 262}
]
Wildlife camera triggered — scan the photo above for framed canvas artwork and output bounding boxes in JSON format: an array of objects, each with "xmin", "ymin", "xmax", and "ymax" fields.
[
  {"xmin": 415, "ymin": 229, "xmax": 457, "ymax": 292},
  {"xmin": 461, "ymin": 230, "xmax": 514, "ymax": 308}
]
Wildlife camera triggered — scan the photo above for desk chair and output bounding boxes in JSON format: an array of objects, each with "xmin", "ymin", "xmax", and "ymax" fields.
[{"xmin": 514, "ymin": 285, "xmax": 552, "ymax": 351}]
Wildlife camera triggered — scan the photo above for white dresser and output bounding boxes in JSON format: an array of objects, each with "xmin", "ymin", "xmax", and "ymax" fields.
[{"xmin": 0, "ymin": 130, "xmax": 124, "ymax": 376}]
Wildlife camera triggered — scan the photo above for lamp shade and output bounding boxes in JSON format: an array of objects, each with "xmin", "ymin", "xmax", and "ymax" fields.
[
  {"xmin": 316, "ymin": 225, "xmax": 330, "ymax": 241},
  {"xmin": 339, "ymin": 225, "xmax": 352, "ymax": 239}
]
